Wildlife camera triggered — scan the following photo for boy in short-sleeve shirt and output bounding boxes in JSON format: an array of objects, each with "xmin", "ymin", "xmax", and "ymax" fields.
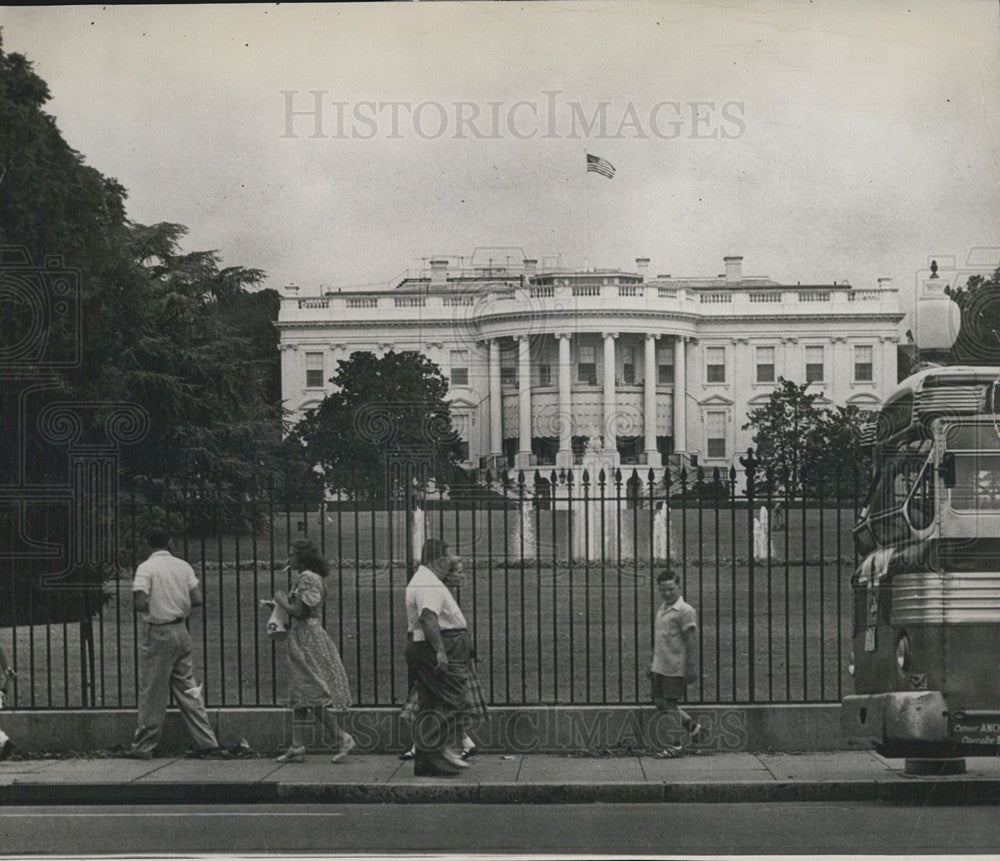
[{"xmin": 649, "ymin": 569, "xmax": 706, "ymax": 757}]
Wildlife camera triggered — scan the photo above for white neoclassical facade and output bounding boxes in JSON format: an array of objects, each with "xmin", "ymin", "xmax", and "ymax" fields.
[{"xmin": 277, "ymin": 254, "xmax": 904, "ymax": 475}]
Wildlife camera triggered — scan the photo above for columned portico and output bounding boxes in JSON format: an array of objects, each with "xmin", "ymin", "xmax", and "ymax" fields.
[
  {"xmin": 673, "ymin": 336, "xmax": 687, "ymax": 453},
  {"xmin": 556, "ymin": 332, "xmax": 573, "ymax": 468},
  {"xmin": 489, "ymin": 338, "xmax": 503, "ymax": 460},
  {"xmin": 516, "ymin": 335, "xmax": 532, "ymax": 469},
  {"xmin": 602, "ymin": 332, "xmax": 617, "ymax": 454},
  {"xmin": 644, "ymin": 333, "xmax": 661, "ymax": 467}
]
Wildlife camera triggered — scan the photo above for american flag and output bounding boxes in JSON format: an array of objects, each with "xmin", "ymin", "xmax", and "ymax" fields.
[{"xmin": 586, "ymin": 152, "xmax": 615, "ymax": 179}]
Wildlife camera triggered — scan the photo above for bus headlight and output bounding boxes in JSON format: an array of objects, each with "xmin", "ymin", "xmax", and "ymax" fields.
[{"xmin": 895, "ymin": 633, "xmax": 911, "ymax": 672}]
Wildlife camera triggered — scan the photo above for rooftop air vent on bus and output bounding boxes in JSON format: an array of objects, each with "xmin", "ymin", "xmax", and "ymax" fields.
[{"xmin": 914, "ymin": 386, "xmax": 986, "ymax": 418}]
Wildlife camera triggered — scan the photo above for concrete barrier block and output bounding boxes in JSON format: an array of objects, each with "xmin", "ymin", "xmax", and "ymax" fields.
[
  {"xmin": 0, "ymin": 711, "xmax": 31, "ymax": 747},
  {"xmin": 4, "ymin": 704, "xmax": 851, "ymax": 755},
  {"xmin": 217, "ymin": 709, "xmax": 284, "ymax": 752},
  {"xmin": 757, "ymin": 705, "xmax": 847, "ymax": 751}
]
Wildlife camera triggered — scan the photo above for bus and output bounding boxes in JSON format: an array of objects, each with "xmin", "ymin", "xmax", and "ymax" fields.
[{"xmin": 842, "ymin": 365, "xmax": 1000, "ymax": 757}]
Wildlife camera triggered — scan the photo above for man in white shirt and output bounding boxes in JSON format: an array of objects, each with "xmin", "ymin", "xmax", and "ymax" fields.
[
  {"xmin": 125, "ymin": 529, "xmax": 221, "ymax": 759},
  {"xmin": 404, "ymin": 538, "xmax": 471, "ymax": 777}
]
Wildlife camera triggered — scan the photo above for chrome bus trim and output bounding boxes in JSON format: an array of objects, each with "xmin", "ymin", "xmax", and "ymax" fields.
[{"xmin": 892, "ymin": 571, "xmax": 1000, "ymax": 625}]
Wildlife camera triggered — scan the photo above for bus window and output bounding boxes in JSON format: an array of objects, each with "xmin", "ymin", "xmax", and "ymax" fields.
[
  {"xmin": 869, "ymin": 446, "xmax": 933, "ymax": 544},
  {"xmin": 869, "ymin": 442, "xmax": 932, "ymax": 517},
  {"xmin": 905, "ymin": 461, "xmax": 935, "ymax": 529},
  {"xmin": 945, "ymin": 424, "xmax": 1000, "ymax": 512},
  {"xmin": 950, "ymin": 452, "xmax": 1000, "ymax": 511}
]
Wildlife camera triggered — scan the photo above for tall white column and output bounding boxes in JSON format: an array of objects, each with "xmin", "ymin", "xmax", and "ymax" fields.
[
  {"xmin": 556, "ymin": 333, "xmax": 573, "ymax": 468},
  {"xmin": 489, "ymin": 338, "xmax": 502, "ymax": 460},
  {"xmin": 602, "ymin": 332, "xmax": 618, "ymax": 453},
  {"xmin": 673, "ymin": 336, "xmax": 687, "ymax": 453},
  {"xmin": 644, "ymin": 333, "xmax": 660, "ymax": 467},
  {"xmin": 516, "ymin": 335, "xmax": 532, "ymax": 469}
]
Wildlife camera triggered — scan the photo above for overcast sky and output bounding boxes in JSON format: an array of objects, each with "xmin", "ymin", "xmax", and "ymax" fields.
[{"xmin": 3, "ymin": 1, "xmax": 999, "ymax": 316}]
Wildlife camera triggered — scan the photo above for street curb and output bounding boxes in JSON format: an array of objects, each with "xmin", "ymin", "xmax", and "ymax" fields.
[
  {"xmin": 0, "ymin": 782, "xmax": 279, "ymax": 806},
  {"xmin": 4, "ymin": 778, "xmax": 1000, "ymax": 805}
]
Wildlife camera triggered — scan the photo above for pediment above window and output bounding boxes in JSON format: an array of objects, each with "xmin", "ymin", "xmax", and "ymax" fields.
[{"xmin": 698, "ymin": 393, "xmax": 734, "ymax": 407}]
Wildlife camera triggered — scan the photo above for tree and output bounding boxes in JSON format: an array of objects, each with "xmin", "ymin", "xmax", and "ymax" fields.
[
  {"xmin": 807, "ymin": 404, "xmax": 871, "ymax": 499},
  {"xmin": 743, "ymin": 379, "xmax": 824, "ymax": 496},
  {"xmin": 743, "ymin": 378, "xmax": 869, "ymax": 499},
  {"xmin": 0, "ymin": 38, "xmax": 294, "ymax": 649},
  {"xmin": 946, "ymin": 264, "xmax": 1000, "ymax": 364},
  {"xmin": 292, "ymin": 351, "xmax": 467, "ymax": 500},
  {"xmin": 0, "ymin": 35, "xmax": 292, "ymax": 496}
]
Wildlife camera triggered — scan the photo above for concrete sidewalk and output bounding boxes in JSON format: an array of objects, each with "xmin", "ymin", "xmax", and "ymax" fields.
[{"xmin": 2, "ymin": 750, "xmax": 1000, "ymax": 805}]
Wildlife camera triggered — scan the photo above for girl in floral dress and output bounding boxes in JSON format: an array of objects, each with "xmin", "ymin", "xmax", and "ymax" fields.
[{"xmin": 269, "ymin": 539, "xmax": 354, "ymax": 762}]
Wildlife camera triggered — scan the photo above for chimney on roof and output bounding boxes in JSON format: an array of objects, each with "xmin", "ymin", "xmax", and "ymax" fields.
[
  {"xmin": 429, "ymin": 259, "xmax": 448, "ymax": 287},
  {"xmin": 285, "ymin": 284, "xmax": 299, "ymax": 294},
  {"xmin": 877, "ymin": 276, "xmax": 893, "ymax": 290},
  {"xmin": 523, "ymin": 258, "xmax": 537, "ymax": 280},
  {"xmin": 724, "ymin": 256, "xmax": 743, "ymax": 285},
  {"xmin": 635, "ymin": 257, "xmax": 650, "ymax": 282}
]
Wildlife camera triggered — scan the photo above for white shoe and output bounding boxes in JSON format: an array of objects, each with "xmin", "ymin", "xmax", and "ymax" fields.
[
  {"xmin": 330, "ymin": 734, "xmax": 356, "ymax": 763},
  {"xmin": 442, "ymin": 747, "xmax": 471, "ymax": 769}
]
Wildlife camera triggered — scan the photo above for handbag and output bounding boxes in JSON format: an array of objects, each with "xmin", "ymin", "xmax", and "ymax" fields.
[{"xmin": 266, "ymin": 601, "xmax": 290, "ymax": 642}]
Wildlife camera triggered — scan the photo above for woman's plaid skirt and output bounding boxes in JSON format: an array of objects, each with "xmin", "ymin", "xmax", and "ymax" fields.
[{"xmin": 401, "ymin": 657, "xmax": 488, "ymax": 727}]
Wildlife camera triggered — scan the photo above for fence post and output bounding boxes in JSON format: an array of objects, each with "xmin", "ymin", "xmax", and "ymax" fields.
[
  {"xmin": 728, "ymin": 464, "xmax": 738, "ymax": 701},
  {"xmin": 740, "ymin": 448, "xmax": 758, "ymax": 703},
  {"xmin": 404, "ymin": 470, "xmax": 414, "ymax": 580}
]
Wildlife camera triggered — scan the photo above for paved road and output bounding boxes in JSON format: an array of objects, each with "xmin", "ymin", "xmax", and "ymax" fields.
[{"xmin": 1, "ymin": 802, "xmax": 998, "ymax": 855}]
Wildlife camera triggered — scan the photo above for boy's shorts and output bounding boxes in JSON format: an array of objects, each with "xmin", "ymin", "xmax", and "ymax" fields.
[{"xmin": 650, "ymin": 671, "xmax": 685, "ymax": 707}]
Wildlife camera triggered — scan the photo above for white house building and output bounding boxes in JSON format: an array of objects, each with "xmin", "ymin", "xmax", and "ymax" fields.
[{"xmin": 277, "ymin": 254, "xmax": 903, "ymax": 475}]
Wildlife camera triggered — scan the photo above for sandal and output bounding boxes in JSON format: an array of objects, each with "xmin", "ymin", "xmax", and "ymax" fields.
[{"xmin": 655, "ymin": 745, "xmax": 684, "ymax": 759}]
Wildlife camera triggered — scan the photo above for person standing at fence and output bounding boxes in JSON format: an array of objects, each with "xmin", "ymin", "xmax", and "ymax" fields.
[
  {"xmin": 648, "ymin": 568, "xmax": 706, "ymax": 758},
  {"xmin": 269, "ymin": 538, "xmax": 355, "ymax": 763},
  {"xmin": 404, "ymin": 538, "xmax": 473, "ymax": 776},
  {"xmin": 0, "ymin": 643, "xmax": 15, "ymax": 760},
  {"xmin": 126, "ymin": 528, "xmax": 223, "ymax": 760}
]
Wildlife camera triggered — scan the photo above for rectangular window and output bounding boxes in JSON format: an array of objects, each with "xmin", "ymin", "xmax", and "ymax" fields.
[
  {"xmin": 578, "ymin": 345, "xmax": 597, "ymax": 385},
  {"xmin": 500, "ymin": 364, "xmax": 516, "ymax": 387},
  {"xmin": 756, "ymin": 346, "xmax": 775, "ymax": 383},
  {"xmin": 450, "ymin": 350, "xmax": 469, "ymax": 387},
  {"xmin": 305, "ymin": 352, "xmax": 324, "ymax": 389},
  {"xmin": 706, "ymin": 410, "xmax": 727, "ymax": 459},
  {"xmin": 657, "ymin": 346, "xmax": 674, "ymax": 385},
  {"xmin": 622, "ymin": 345, "xmax": 636, "ymax": 385},
  {"xmin": 538, "ymin": 362, "xmax": 552, "ymax": 387},
  {"xmin": 805, "ymin": 345, "xmax": 824, "ymax": 382},
  {"xmin": 706, "ymin": 346, "xmax": 726, "ymax": 383},
  {"xmin": 854, "ymin": 345, "xmax": 873, "ymax": 382},
  {"xmin": 451, "ymin": 414, "xmax": 470, "ymax": 461}
]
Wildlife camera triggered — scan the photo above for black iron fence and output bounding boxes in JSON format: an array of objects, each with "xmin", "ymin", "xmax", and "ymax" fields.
[{"xmin": 3, "ymin": 453, "xmax": 862, "ymax": 710}]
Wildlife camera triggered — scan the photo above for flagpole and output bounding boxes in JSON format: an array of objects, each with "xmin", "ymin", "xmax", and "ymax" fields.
[{"xmin": 584, "ymin": 148, "xmax": 590, "ymax": 271}]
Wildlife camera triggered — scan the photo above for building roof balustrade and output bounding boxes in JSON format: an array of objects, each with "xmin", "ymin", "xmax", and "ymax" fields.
[{"xmin": 279, "ymin": 281, "xmax": 902, "ymax": 325}]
